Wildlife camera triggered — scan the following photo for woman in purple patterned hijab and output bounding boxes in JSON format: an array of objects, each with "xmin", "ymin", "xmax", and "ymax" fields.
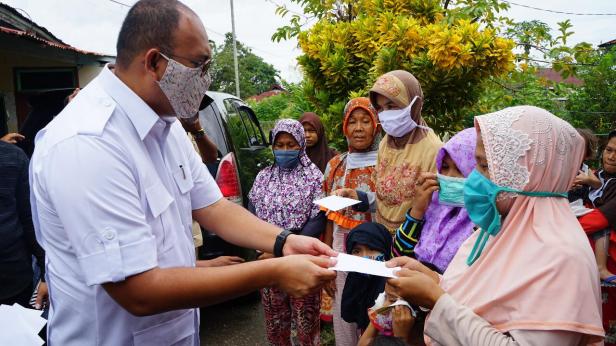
[
  {"xmin": 249, "ymin": 119, "xmax": 325, "ymax": 346},
  {"xmin": 249, "ymin": 119, "xmax": 323, "ymax": 231},
  {"xmin": 392, "ymin": 128, "xmax": 477, "ymax": 273}
]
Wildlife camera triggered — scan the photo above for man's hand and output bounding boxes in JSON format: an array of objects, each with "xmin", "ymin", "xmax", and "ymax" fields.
[
  {"xmin": 67, "ymin": 88, "xmax": 80, "ymax": 103},
  {"xmin": 410, "ymin": 172, "xmax": 439, "ymax": 219},
  {"xmin": 332, "ymin": 188, "xmax": 358, "ymax": 200},
  {"xmin": 273, "ymin": 255, "xmax": 336, "ymax": 297},
  {"xmin": 283, "ymin": 234, "xmax": 337, "ymax": 258},
  {"xmin": 1, "ymin": 133, "xmax": 25, "ymax": 144},
  {"xmin": 34, "ymin": 282, "xmax": 48, "ymax": 310},
  {"xmin": 392, "ymin": 305, "xmax": 415, "ymax": 342},
  {"xmin": 386, "ymin": 256, "xmax": 440, "ymax": 284},
  {"xmin": 197, "ymin": 256, "xmax": 245, "ymax": 267},
  {"xmin": 388, "ymin": 269, "xmax": 444, "ymax": 309},
  {"xmin": 179, "ymin": 114, "xmax": 202, "ymax": 134}
]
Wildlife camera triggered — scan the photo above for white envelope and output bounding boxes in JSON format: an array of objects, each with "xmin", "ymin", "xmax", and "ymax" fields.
[
  {"xmin": 329, "ymin": 253, "xmax": 400, "ymax": 278},
  {"xmin": 0, "ymin": 304, "xmax": 46, "ymax": 346},
  {"xmin": 314, "ymin": 195, "xmax": 361, "ymax": 212}
]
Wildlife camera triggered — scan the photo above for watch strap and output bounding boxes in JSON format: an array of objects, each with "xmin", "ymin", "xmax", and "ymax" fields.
[
  {"xmin": 192, "ymin": 128, "xmax": 206, "ymax": 139},
  {"xmin": 274, "ymin": 229, "xmax": 293, "ymax": 257}
]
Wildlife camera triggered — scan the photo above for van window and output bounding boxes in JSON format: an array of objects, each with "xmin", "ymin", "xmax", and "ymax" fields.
[
  {"xmin": 224, "ymin": 98, "xmax": 265, "ymax": 148},
  {"xmin": 237, "ymin": 107, "xmax": 266, "ymax": 147},
  {"xmin": 198, "ymin": 104, "xmax": 228, "ymax": 154},
  {"xmin": 223, "ymin": 99, "xmax": 238, "ymax": 117}
]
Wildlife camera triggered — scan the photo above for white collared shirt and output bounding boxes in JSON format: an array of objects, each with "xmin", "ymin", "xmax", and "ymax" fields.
[{"xmin": 30, "ymin": 65, "xmax": 222, "ymax": 345}]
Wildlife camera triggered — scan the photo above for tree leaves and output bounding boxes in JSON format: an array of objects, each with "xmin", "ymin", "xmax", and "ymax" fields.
[
  {"xmin": 209, "ymin": 33, "xmax": 279, "ymax": 97},
  {"xmin": 284, "ymin": 0, "xmax": 514, "ymax": 135}
]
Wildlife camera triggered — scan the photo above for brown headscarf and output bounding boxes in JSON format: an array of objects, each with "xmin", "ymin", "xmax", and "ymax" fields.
[
  {"xmin": 299, "ymin": 112, "xmax": 337, "ymax": 172},
  {"xmin": 369, "ymin": 70, "xmax": 429, "ymax": 147}
]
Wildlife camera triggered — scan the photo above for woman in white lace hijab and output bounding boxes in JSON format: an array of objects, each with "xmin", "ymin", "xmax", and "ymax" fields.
[{"xmin": 387, "ymin": 106, "xmax": 604, "ymax": 345}]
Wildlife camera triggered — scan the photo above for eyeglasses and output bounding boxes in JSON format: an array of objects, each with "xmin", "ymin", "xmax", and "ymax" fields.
[{"xmin": 159, "ymin": 51, "xmax": 212, "ymax": 78}]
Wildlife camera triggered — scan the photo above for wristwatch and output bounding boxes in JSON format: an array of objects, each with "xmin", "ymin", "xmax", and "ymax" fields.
[
  {"xmin": 192, "ymin": 128, "xmax": 206, "ymax": 139},
  {"xmin": 274, "ymin": 229, "xmax": 293, "ymax": 257}
]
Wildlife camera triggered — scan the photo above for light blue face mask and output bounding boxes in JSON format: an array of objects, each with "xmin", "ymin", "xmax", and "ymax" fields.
[
  {"xmin": 437, "ymin": 173, "xmax": 466, "ymax": 207},
  {"xmin": 463, "ymin": 169, "xmax": 567, "ymax": 266},
  {"xmin": 363, "ymin": 253, "xmax": 385, "ymax": 262}
]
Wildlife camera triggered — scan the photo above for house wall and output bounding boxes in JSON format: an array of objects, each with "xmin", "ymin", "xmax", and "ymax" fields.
[
  {"xmin": 78, "ymin": 65, "xmax": 102, "ymax": 87},
  {"xmin": 0, "ymin": 51, "xmax": 103, "ymax": 132}
]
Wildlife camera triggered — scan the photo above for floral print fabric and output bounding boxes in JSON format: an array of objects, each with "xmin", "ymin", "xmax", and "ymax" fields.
[
  {"xmin": 261, "ymin": 287, "xmax": 321, "ymax": 346},
  {"xmin": 375, "ymin": 132, "xmax": 442, "ymax": 232}
]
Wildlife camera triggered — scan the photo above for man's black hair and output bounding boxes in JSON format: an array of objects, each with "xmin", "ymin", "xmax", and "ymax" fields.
[{"xmin": 115, "ymin": 0, "xmax": 191, "ymax": 68}]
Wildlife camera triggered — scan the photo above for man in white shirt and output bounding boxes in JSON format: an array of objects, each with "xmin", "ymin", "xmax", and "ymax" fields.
[{"xmin": 29, "ymin": 1, "xmax": 336, "ymax": 344}]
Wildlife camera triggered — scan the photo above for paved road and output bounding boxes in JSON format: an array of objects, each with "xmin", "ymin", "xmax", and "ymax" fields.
[{"xmin": 200, "ymin": 293, "xmax": 267, "ymax": 346}]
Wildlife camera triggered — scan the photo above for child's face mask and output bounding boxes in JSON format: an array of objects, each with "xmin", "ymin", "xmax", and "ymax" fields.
[
  {"xmin": 351, "ymin": 244, "xmax": 384, "ymax": 260},
  {"xmin": 369, "ymin": 309, "xmax": 394, "ymax": 336},
  {"xmin": 437, "ymin": 173, "xmax": 466, "ymax": 207},
  {"xmin": 363, "ymin": 253, "xmax": 385, "ymax": 262},
  {"xmin": 368, "ymin": 292, "xmax": 394, "ymax": 336}
]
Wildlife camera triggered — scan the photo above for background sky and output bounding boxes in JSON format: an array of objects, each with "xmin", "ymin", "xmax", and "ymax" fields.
[{"xmin": 4, "ymin": 0, "xmax": 616, "ymax": 83}]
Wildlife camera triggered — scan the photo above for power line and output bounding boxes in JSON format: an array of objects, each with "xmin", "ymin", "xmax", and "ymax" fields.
[
  {"xmin": 108, "ymin": 0, "xmax": 133, "ymax": 7},
  {"xmin": 264, "ymin": 0, "xmax": 306, "ymax": 18},
  {"xmin": 521, "ymin": 57, "xmax": 598, "ymax": 67},
  {"xmin": 204, "ymin": 27, "xmax": 226, "ymax": 38},
  {"xmin": 503, "ymin": 1, "xmax": 616, "ymax": 16}
]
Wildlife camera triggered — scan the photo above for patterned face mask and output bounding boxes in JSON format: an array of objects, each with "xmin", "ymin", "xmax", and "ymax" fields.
[
  {"xmin": 158, "ymin": 53, "xmax": 212, "ymax": 119},
  {"xmin": 367, "ymin": 292, "xmax": 395, "ymax": 336},
  {"xmin": 369, "ymin": 308, "xmax": 394, "ymax": 335}
]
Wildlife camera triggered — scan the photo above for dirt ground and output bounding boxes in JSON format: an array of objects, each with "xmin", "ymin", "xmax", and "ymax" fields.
[
  {"xmin": 199, "ymin": 293, "xmax": 335, "ymax": 346},
  {"xmin": 200, "ymin": 294, "xmax": 266, "ymax": 346}
]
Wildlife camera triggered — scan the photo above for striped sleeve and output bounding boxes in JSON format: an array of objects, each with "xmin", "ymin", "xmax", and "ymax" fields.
[{"xmin": 391, "ymin": 209, "xmax": 424, "ymax": 258}]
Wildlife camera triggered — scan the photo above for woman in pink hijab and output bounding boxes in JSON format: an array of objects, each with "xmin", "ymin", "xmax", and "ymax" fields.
[{"xmin": 387, "ymin": 106, "xmax": 604, "ymax": 345}]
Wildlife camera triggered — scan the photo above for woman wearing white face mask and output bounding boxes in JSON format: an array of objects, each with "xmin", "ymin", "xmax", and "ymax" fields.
[{"xmin": 335, "ymin": 71, "xmax": 442, "ymax": 233}]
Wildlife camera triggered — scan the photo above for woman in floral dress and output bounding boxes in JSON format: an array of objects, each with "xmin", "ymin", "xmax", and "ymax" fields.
[{"xmin": 249, "ymin": 119, "xmax": 325, "ymax": 346}]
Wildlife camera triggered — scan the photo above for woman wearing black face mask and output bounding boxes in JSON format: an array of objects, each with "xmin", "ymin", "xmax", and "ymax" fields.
[{"xmin": 248, "ymin": 119, "xmax": 327, "ymax": 346}]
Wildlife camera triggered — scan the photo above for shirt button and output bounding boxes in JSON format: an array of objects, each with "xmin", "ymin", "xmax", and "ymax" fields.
[
  {"xmin": 103, "ymin": 229, "xmax": 115, "ymax": 240},
  {"xmin": 101, "ymin": 99, "xmax": 112, "ymax": 107}
]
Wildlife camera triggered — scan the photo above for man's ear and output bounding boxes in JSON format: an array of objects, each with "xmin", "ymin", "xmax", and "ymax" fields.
[{"xmin": 144, "ymin": 49, "xmax": 164, "ymax": 81}]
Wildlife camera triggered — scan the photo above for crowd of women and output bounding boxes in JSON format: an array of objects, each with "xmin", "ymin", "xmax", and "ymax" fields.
[{"xmin": 247, "ymin": 69, "xmax": 616, "ymax": 346}]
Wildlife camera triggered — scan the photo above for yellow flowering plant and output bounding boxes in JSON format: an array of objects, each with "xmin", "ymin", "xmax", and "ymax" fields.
[{"xmin": 273, "ymin": 0, "xmax": 515, "ymax": 144}]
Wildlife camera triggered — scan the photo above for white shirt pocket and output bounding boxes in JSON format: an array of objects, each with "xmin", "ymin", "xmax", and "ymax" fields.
[{"xmin": 145, "ymin": 181, "xmax": 175, "ymax": 251}]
